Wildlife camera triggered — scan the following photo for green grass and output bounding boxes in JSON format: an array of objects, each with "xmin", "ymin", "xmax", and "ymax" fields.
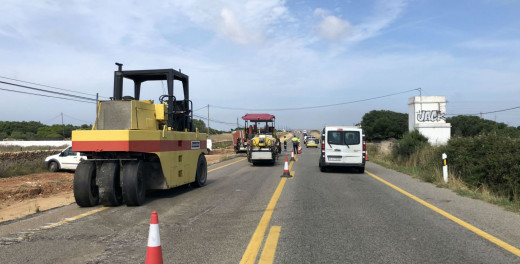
[
  {"xmin": 368, "ymin": 145, "xmax": 520, "ymax": 214},
  {"xmin": 213, "ymin": 141, "xmax": 232, "ymax": 149},
  {"xmin": 0, "ymin": 159, "xmax": 48, "ymax": 178}
]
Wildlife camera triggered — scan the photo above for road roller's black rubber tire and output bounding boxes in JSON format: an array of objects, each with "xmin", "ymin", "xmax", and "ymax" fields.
[
  {"xmin": 48, "ymin": 161, "xmax": 59, "ymax": 172},
  {"xmin": 122, "ymin": 161, "xmax": 146, "ymax": 206},
  {"xmin": 191, "ymin": 154, "xmax": 207, "ymax": 188},
  {"xmin": 73, "ymin": 161, "xmax": 99, "ymax": 207},
  {"xmin": 98, "ymin": 161, "xmax": 123, "ymax": 206}
]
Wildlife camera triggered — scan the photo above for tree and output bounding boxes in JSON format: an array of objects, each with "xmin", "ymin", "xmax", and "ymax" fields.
[
  {"xmin": 36, "ymin": 127, "xmax": 63, "ymax": 139},
  {"xmin": 193, "ymin": 119, "xmax": 207, "ymax": 133},
  {"xmin": 392, "ymin": 129, "xmax": 429, "ymax": 158},
  {"xmin": 9, "ymin": 131, "xmax": 28, "ymax": 140},
  {"xmin": 361, "ymin": 110, "xmax": 408, "ymax": 141},
  {"xmin": 447, "ymin": 115, "xmax": 520, "ymax": 137}
]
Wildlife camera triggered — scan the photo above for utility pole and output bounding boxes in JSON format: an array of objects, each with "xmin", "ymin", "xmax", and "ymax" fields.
[
  {"xmin": 207, "ymin": 104, "xmax": 210, "ymax": 135},
  {"xmin": 61, "ymin": 112, "xmax": 65, "ymax": 139},
  {"xmin": 96, "ymin": 93, "xmax": 99, "ymax": 117}
]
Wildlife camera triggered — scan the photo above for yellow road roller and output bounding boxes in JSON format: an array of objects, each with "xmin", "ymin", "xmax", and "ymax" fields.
[{"xmin": 72, "ymin": 63, "xmax": 207, "ymax": 207}]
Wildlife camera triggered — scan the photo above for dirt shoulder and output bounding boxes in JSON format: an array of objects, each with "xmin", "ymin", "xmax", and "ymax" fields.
[{"xmin": 0, "ymin": 149, "xmax": 236, "ymax": 223}]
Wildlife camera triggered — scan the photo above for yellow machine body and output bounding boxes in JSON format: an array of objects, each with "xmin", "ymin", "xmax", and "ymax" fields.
[{"xmin": 72, "ymin": 100, "xmax": 207, "ymax": 189}]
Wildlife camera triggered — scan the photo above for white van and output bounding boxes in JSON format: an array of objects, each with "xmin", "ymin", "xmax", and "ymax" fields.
[
  {"xmin": 318, "ymin": 126, "xmax": 366, "ymax": 173},
  {"xmin": 44, "ymin": 146, "xmax": 87, "ymax": 172}
]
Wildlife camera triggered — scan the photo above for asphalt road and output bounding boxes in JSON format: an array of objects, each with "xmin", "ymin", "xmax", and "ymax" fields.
[{"xmin": 1, "ymin": 147, "xmax": 520, "ymax": 263}]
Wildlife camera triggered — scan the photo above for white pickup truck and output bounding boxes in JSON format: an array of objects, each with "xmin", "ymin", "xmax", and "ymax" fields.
[{"xmin": 44, "ymin": 146, "xmax": 87, "ymax": 172}]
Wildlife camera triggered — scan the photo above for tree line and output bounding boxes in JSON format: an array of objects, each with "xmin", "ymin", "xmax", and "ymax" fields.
[
  {"xmin": 360, "ymin": 110, "xmax": 520, "ymax": 141},
  {"xmin": 0, "ymin": 119, "xmax": 226, "ymax": 140},
  {"xmin": 0, "ymin": 121, "xmax": 91, "ymax": 140}
]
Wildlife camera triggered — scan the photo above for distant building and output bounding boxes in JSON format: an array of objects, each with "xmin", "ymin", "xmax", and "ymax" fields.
[{"xmin": 408, "ymin": 96, "xmax": 451, "ymax": 145}]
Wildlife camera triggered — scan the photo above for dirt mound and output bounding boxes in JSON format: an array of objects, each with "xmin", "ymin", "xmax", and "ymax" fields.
[
  {"xmin": 0, "ymin": 172, "xmax": 73, "ymax": 202},
  {"xmin": 0, "ymin": 152, "xmax": 239, "ymax": 222}
]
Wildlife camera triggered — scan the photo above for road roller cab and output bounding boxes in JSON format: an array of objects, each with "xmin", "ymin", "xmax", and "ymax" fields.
[{"xmin": 71, "ymin": 63, "xmax": 208, "ymax": 207}]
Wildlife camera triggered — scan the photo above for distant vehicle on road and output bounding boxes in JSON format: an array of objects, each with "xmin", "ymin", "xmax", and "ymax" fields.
[
  {"xmin": 44, "ymin": 146, "xmax": 87, "ymax": 172},
  {"xmin": 305, "ymin": 136, "xmax": 319, "ymax": 148}
]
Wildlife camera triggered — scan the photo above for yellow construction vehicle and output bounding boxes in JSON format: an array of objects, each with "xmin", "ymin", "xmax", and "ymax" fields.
[
  {"xmin": 71, "ymin": 63, "xmax": 207, "ymax": 207},
  {"xmin": 243, "ymin": 113, "xmax": 281, "ymax": 165}
]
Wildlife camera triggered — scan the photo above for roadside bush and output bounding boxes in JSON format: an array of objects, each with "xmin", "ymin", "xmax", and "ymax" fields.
[
  {"xmin": 0, "ymin": 159, "xmax": 47, "ymax": 178},
  {"xmin": 446, "ymin": 134, "xmax": 520, "ymax": 200},
  {"xmin": 392, "ymin": 130, "xmax": 429, "ymax": 159},
  {"xmin": 0, "ymin": 150, "xmax": 59, "ymax": 178}
]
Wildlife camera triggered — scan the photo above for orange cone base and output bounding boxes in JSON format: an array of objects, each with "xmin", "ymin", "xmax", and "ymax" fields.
[{"xmin": 146, "ymin": 246, "xmax": 163, "ymax": 264}]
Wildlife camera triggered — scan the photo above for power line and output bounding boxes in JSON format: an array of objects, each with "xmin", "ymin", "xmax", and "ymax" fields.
[
  {"xmin": 193, "ymin": 105, "xmax": 208, "ymax": 112},
  {"xmin": 193, "ymin": 114, "xmax": 235, "ymax": 125},
  {"xmin": 0, "ymin": 75, "xmax": 109, "ymax": 99},
  {"xmin": 63, "ymin": 113, "xmax": 93, "ymax": 124},
  {"xmin": 211, "ymin": 88, "xmax": 420, "ymax": 111},
  {"xmin": 0, "ymin": 80, "xmax": 96, "ymax": 101},
  {"xmin": 0, "ymin": 87, "xmax": 96, "ymax": 104},
  {"xmin": 44, "ymin": 113, "xmax": 63, "ymax": 124},
  {"xmin": 448, "ymin": 105, "xmax": 520, "ymax": 116}
]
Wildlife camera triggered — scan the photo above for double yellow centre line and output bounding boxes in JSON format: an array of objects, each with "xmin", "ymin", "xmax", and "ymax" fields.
[{"xmin": 240, "ymin": 160, "xmax": 295, "ymax": 264}]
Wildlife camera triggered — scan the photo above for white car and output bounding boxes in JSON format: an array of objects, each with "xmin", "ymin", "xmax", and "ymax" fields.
[{"xmin": 44, "ymin": 146, "xmax": 87, "ymax": 172}]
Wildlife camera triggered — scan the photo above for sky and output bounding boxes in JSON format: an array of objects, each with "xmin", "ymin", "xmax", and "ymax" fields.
[{"xmin": 0, "ymin": 0, "xmax": 519, "ymax": 131}]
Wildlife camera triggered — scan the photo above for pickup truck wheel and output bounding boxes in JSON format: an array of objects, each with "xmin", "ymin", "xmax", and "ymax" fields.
[
  {"xmin": 48, "ymin": 161, "xmax": 59, "ymax": 172},
  {"xmin": 98, "ymin": 161, "xmax": 123, "ymax": 206},
  {"xmin": 191, "ymin": 154, "xmax": 207, "ymax": 188},
  {"xmin": 122, "ymin": 161, "xmax": 146, "ymax": 206},
  {"xmin": 74, "ymin": 161, "xmax": 99, "ymax": 207}
]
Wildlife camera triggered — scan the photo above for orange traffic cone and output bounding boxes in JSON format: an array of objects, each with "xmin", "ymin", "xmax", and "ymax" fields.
[
  {"xmin": 290, "ymin": 150, "xmax": 295, "ymax": 161},
  {"xmin": 281, "ymin": 157, "xmax": 290, "ymax": 177},
  {"xmin": 146, "ymin": 211, "xmax": 163, "ymax": 264},
  {"xmin": 365, "ymin": 150, "xmax": 369, "ymax": 161}
]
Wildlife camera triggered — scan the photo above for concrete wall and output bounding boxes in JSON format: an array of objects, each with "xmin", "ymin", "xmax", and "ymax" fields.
[
  {"xmin": 0, "ymin": 141, "xmax": 71, "ymax": 147},
  {"xmin": 408, "ymin": 96, "xmax": 451, "ymax": 145}
]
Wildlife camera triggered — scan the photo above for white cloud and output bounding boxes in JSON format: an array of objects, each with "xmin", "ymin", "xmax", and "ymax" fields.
[
  {"xmin": 312, "ymin": 0, "xmax": 406, "ymax": 44},
  {"xmin": 351, "ymin": 0, "xmax": 407, "ymax": 41},
  {"xmin": 172, "ymin": 0, "xmax": 290, "ymax": 45},
  {"xmin": 315, "ymin": 15, "xmax": 352, "ymax": 42},
  {"xmin": 220, "ymin": 8, "xmax": 262, "ymax": 44},
  {"xmin": 459, "ymin": 39, "xmax": 520, "ymax": 52}
]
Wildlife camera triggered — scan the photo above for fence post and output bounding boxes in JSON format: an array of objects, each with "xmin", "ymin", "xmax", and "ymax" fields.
[{"xmin": 442, "ymin": 153, "xmax": 448, "ymax": 183}]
